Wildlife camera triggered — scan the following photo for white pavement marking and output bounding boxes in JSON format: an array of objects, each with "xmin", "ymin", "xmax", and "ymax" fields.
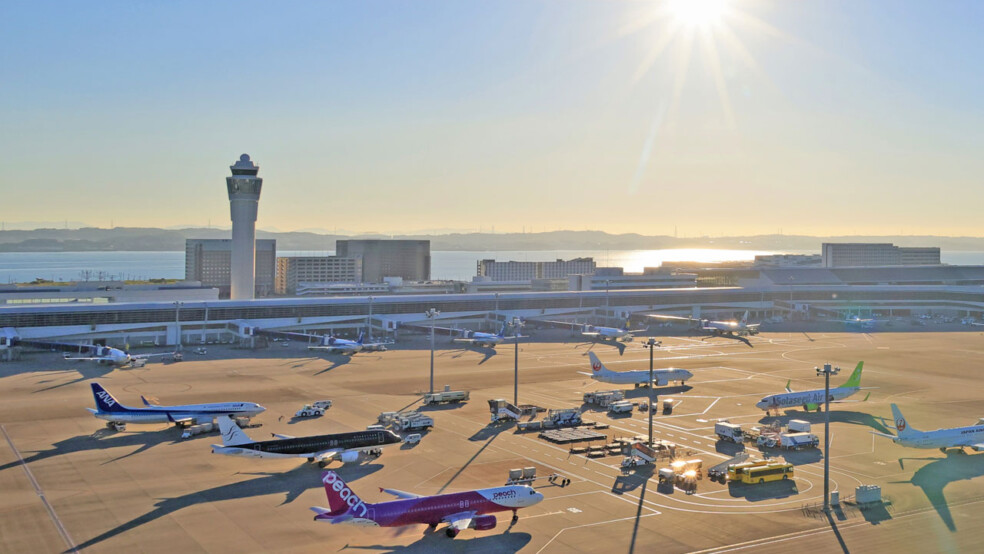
[
  {"xmin": 1, "ymin": 425, "xmax": 78, "ymax": 553},
  {"xmin": 536, "ymin": 513, "xmax": 662, "ymax": 554}
]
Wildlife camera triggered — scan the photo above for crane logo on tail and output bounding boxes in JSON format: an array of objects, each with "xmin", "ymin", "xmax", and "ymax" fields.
[
  {"xmin": 592, "ymin": 362, "xmax": 601, "ymax": 372},
  {"xmin": 896, "ymin": 418, "xmax": 906, "ymax": 432}
]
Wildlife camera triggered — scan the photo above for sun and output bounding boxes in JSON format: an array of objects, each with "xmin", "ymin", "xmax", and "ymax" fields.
[{"xmin": 668, "ymin": 0, "xmax": 730, "ymax": 26}]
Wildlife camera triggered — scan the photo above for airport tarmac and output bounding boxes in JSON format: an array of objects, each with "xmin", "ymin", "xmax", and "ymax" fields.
[{"xmin": 3, "ymin": 329, "xmax": 984, "ymax": 553}]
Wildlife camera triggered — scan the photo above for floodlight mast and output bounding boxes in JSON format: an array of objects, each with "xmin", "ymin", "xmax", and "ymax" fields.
[{"xmin": 816, "ymin": 362, "xmax": 840, "ymax": 513}]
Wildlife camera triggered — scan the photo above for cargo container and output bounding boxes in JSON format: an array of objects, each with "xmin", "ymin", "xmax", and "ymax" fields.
[{"xmin": 787, "ymin": 419, "xmax": 811, "ymax": 433}]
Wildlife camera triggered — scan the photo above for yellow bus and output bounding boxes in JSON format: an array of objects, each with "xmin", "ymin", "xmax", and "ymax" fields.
[{"xmin": 727, "ymin": 460, "xmax": 794, "ymax": 484}]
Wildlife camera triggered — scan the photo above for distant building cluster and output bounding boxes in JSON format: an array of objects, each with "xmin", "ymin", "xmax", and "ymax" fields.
[
  {"xmin": 275, "ymin": 256, "xmax": 362, "ymax": 295},
  {"xmin": 477, "ymin": 258, "xmax": 596, "ymax": 281},
  {"xmin": 821, "ymin": 243, "xmax": 940, "ymax": 268},
  {"xmin": 185, "ymin": 238, "xmax": 276, "ymax": 298}
]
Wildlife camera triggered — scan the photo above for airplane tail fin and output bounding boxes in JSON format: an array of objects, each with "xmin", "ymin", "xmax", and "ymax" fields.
[
  {"xmin": 217, "ymin": 415, "xmax": 252, "ymax": 446},
  {"xmin": 91, "ymin": 383, "xmax": 127, "ymax": 413},
  {"xmin": 356, "ymin": 332, "xmax": 365, "ymax": 345},
  {"xmin": 321, "ymin": 471, "xmax": 369, "ymax": 517},
  {"xmin": 841, "ymin": 361, "xmax": 864, "ymax": 389},
  {"xmin": 741, "ymin": 311, "xmax": 749, "ymax": 325},
  {"xmin": 587, "ymin": 351, "xmax": 607, "ymax": 375},
  {"xmin": 890, "ymin": 404, "xmax": 919, "ymax": 438}
]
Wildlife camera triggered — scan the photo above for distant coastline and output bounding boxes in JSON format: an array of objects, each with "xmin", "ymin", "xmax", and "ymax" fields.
[{"xmin": 0, "ymin": 227, "xmax": 977, "ymax": 253}]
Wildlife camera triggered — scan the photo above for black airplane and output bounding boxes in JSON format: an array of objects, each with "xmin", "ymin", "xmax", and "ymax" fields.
[{"xmin": 211, "ymin": 415, "xmax": 403, "ymax": 466}]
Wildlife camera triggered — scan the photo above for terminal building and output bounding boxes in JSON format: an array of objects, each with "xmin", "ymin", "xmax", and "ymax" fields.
[
  {"xmin": 0, "ymin": 281, "xmax": 218, "ymax": 306},
  {"xmin": 185, "ymin": 239, "xmax": 276, "ymax": 298},
  {"xmin": 821, "ymin": 243, "xmax": 941, "ymax": 267},
  {"xmin": 336, "ymin": 239, "xmax": 430, "ymax": 283},
  {"xmin": 4, "ymin": 284, "xmax": 984, "ymax": 351},
  {"xmin": 275, "ymin": 256, "xmax": 363, "ymax": 295},
  {"xmin": 477, "ymin": 258, "xmax": 597, "ymax": 281},
  {"xmin": 568, "ymin": 268, "xmax": 697, "ymax": 291}
]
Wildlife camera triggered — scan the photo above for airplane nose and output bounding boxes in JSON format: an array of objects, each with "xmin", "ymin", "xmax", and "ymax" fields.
[
  {"xmin": 684, "ymin": 371, "xmax": 694, "ymax": 381},
  {"xmin": 256, "ymin": 404, "xmax": 267, "ymax": 412},
  {"xmin": 755, "ymin": 401, "xmax": 767, "ymax": 410},
  {"xmin": 534, "ymin": 492, "xmax": 544, "ymax": 504}
]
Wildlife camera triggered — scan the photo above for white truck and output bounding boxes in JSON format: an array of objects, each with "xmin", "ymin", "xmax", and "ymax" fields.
[
  {"xmin": 584, "ymin": 390, "xmax": 625, "ymax": 407},
  {"xmin": 395, "ymin": 413, "xmax": 434, "ymax": 431},
  {"xmin": 777, "ymin": 432, "xmax": 819, "ymax": 450},
  {"xmin": 715, "ymin": 421, "xmax": 745, "ymax": 443},
  {"xmin": 423, "ymin": 387, "xmax": 469, "ymax": 405},
  {"xmin": 758, "ymin": 432, "xmax": 819, "ymax": 450},
  {"xmin": 608, "ymin": 401, "xmax": 634, "ymax": 414}
]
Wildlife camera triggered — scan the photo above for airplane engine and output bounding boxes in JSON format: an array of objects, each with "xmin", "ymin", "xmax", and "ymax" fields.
[
  {"xmin": 471, "ymin": 515, "xmax": 497, "ymax": 531},
  {"xmin": 656, "ymin": 379, "xmax": 668, "ymax": 387},
  {"xmin": 340, "ymin": 451, "xmax": 360, "ymax": 463}
]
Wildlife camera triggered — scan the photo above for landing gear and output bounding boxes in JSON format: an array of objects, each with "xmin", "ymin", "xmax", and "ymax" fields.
[
  {"xmin": 445, "ymin": 528, "xmax": 458, "ymax": 538},
  {"xmin": 940, "ymin": 447, "xmax": 947, "ymax": 453},
  {"xmin": 318, "ymin": 460, "xmax": 328, "ymax": 468},
  {"xmin": 511, "ymin": 510, "xmax": 518, "ymax": 524}
]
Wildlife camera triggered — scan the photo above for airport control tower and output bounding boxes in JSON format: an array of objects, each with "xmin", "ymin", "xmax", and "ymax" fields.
[{"xmin": 226, "ymin": 154, "xmax": 263, "ymax": 300}]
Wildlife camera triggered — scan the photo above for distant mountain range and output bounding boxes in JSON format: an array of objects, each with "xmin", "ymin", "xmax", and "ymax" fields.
[{"xmin": 0, "ymin": 227, "xmax": 976, "ymax": 253}]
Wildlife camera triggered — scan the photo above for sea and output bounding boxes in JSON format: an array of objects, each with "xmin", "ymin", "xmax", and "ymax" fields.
[{"xmin": 1, "ymin": 249, "xmax": 982, "ymax": 284}]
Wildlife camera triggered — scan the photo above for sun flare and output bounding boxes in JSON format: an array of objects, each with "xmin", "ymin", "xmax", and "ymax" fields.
[{"xmin": 668, "ymin": 0, "xmax": 730, "ymax": 26}]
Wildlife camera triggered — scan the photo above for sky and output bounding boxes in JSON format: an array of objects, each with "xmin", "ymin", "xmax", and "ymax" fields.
[{"xmin": 2, "ymin": 0, "xmax": 982, "ymax": 236}]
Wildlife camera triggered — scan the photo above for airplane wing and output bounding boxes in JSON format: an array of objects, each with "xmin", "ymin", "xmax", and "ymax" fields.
[
  {"xmin": 379, "ymin": 487, "xmax": 422, "ymax": 499},
  {"xmin": 164, "ymin": 413, "xmax": 194, "ymax": 426},
  {"xmin": 870, "ymin": 431, "xmax": 897, "ymax": 440},
  {"xmin": 141, "ymin": 396, "xmax": 158, "ymax": 406},
  {"xmin": 785, "ymin": 380, "xmax": 793, "ymax": 393},
  {"xmin": 64, "ymin": 356, "xmax": 108, "ymax": 361},
  {"xmin": 312, "ymin": 449, "xmax": 342, "ymax": 462},
  {"xmin": 308, "ymin": 346, "xmax": 351, "ymax": 354},
  {"xmin": 451, "ymin": 337, "xmax": 480, "ymax": 344},
  {"xmin": 581, "ymin": 332, "xmax": 601, "ymax": 337},
  {"xmin": 272, "ymin": 433, "xmax": 295, "ymax": 440},
  {"xmin": 970, "ymin": 444, "xmax": 984, "ymax": 452},
  {"xmin": 131, "ymin": 352, "xmax": 173, "ymax": 360},
  {"xmin": 443, "ymin": 511, "xmax": 477, "ymax": 532},
  {"xmin": 646, "ymin": 314, "xmax": 693, "ymax": 322},
  {"xmin": 576, "ymin": 371, "xmax": 594, "ymax": 377}
]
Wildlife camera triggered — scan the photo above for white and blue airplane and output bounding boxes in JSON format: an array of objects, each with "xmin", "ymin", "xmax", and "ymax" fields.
[
  {"xmin": 873, "ymin": 404, "xmax": 984, "ymax": 453},
  {"xmin": 580, "ymin": 352, "xmax": 693, "ymax": 387},
  {"xmin": 307, "ymin": 332, "xmax": 387, "ymax": 355},
  {"xmin": 581, "ymin": 322, "xmax": 647, "ymax": 342},
  {"xmin": 87, "ymin": 383, "xmax": 265, "ymax": 427},
  {"xmin": 451, "ymin": 324, "xmax": 518, "ymax": 348}
]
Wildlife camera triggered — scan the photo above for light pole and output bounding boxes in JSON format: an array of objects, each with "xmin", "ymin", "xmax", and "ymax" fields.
[
  {"xmin": 425, "ymin": 308, "xmax": 440, "ymax": 394},
  {"xmin": 512, "ymin": 317, "xmax": 525, "ymax": 406},
  {"xmin": 368, "ymin": 296, "xmax": 374, "ymax": 342},
  {"xmin": 174, "ymin": 301, "xmax": 183, "ymax": 351},
  {"xmin": 643, "ymin": 338, "xmax": 661, "ymax": 447},
  {"xmin": 816, "ymin": 362, "xmax": 840, "ymax": 513},
  {"xmin": 605, "ymin": 280, "xmax": 611, "ymax": 322}
]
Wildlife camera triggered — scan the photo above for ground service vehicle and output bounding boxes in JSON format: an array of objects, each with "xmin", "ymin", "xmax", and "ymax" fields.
[
  {"xmin": 404, "ymin": 433, "xmax": 421, "ymax": 445},
  {"xmin": 608, "ymin": 401, "xmax": 634, "ymax": 414},
  {"xmin": 715, "ymin": 422, "xmax": 744, "ymax": 443},
  {"xmin": 727, "ymin": 460, "xmax": 794, "ymax": 484},
  {"xmin": 295, "ymin": 405, "xmax": 325, "ymax": 418},
  {"xmin": 312, "ymin": 400, "xmax": 333, "ymax": 410},
  {"xmin": 423, "ymin": 387, "xmax": 470, "ymax": 405},
  {"xmin": 395, "ymin": 413, "xmax": 434, "ymax": 431}
]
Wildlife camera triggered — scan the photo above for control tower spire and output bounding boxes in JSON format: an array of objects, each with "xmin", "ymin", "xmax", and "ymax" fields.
[{"xmin": 226, "ymin": 154, "xmax": 263, "ymax": 300}]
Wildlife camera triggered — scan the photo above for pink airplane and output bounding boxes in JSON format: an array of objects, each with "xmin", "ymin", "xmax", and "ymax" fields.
[{"xmin": 311, "ymin": 471, "xmax": 544, "ymax": 538}]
